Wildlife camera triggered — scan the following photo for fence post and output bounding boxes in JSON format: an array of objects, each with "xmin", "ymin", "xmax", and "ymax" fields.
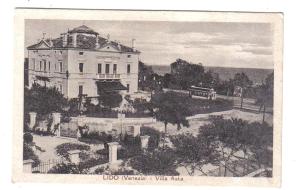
[
  {"xmin": 107, "ymin": 142, "xmax": 119, "ymax": 164},
  {"xmin": 132, "ymin": 125, "xmax": 141, "ymax": 137},
  {"xmin": 68, "ymin": 150, "xmax": 81, "ymax": 165},
  {"xmin": 23, "ymin": 159, "xmax": 34, "ymax": 173},
  {"xmin": 140, "ymin": 135, "xmax": 150, "ymax": 150},
  {"xmin": 29, "ymin": 112, "xmax": 37, "ymax": 130},
  {"xmin": 51, "ymin": 112, "xmax": 61, "ymax": 132}
]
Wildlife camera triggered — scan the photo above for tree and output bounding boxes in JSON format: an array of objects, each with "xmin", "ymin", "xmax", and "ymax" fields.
[
  {"xmin": 129, "ymin": 148, "xmax": 179, "ymax": 175},
  {"xmin": 200, "ymin": 116, "xmax": 273, "ymax": 176},
  {"xmin": 98, "ymin": 91, "xmax": 122, "ymax": 109},
  {"xmin": 256, "ymin": 72, "xmax": 274, "ymax": 122},
  {"xmin": 170, "ymin": 134, "xmax": 218, "ymax": 176},
  {"xmin": 232, "ymin": 73, "xmax": 253, "ymax": 109},
  {"xmin": 24, "ymin": 83, "xmax": 68, "ymax": 115},
  {"xmin": 151, "ymin": 92, "xmax": 190, "ymax": 133},
  {"xmin": 170, "ymin": 59, "xmax": 205, "ymax": 90}
]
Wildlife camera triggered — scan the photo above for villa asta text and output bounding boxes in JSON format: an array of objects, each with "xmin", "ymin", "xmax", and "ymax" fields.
[
  {"xmin": 27, "ymin": 25, "xmax": 140, "ymax": 98},
  {"xmin": 103, "ymin": 175, "xmax": 183, "ymax": 181}
]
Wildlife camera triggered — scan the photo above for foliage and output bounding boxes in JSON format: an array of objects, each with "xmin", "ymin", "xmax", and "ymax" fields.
[
  {"xmin": 78, "ymin": 156, "xmax": 108, "ymax": 170},
  {"xmin": 93, "ymin": 165, "xmax": 135, "ymax": 175},
  {"xmin": 55, "ymin": 143, "xmax": 90, "ymax": 159},
  {"xmin": 79, "ymin": 131, "xmax": 113, "ymax": 144},
  {"xmin": 24, "ymin": 83, "xmax": 68, "ymax": 115},
  {"xmin": 199, "ymin": 116, "xmax": 273, "ymax": 176},
  {"xmin": 170, "ymin": 133, "xmax": 219, "ymax": 176},
  {"xmin": 48, "ymin": 162, "xmax": 88, "ymax": 174},
  {"xmin": 140, "ymin": 126, "xmax": 161, "ymax": 150},
  {"xmin": 129, "ymin": 147, "xmax": 179, "ymax": 175},
  {"xmin": 23, "ymin": 143, "xmax": 40, "ymax": 167},
  {"xmin": 151, "ymin": 91, "xmax": 191, "ymax": 132},
  {"xmin": 118, "ymin": 134, "xmax": 142, "ymax": 159},
  {"xmin": 170, "ymin": 59, "xmax": 205, "ymax": 90},
  {"xmin": 232, "ymin": 72, "xmax": 253, "ymax": 88},
  {"xmin": 24, "ymin": 132, "xmax": 33, "ymax": 144},
  {"xmin": 255, "ymin": 72, "xmax": 274, "ymax": 121},
  {"xmin": 98, "ymin": 91, "xmax": 122, "ymax": 108}
]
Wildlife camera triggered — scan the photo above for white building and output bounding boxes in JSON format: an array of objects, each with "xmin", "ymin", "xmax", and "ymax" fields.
[{"xmin": 26, "ymin": 25, "xmax": 140, "ymax": 99}]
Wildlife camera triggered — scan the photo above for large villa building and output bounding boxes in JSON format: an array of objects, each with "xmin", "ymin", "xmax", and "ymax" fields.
[{"xmin": 26, "ymin": 25, "xmax": 140, "ymax": 99}]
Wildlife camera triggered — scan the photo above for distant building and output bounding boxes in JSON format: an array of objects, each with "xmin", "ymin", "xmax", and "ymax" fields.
[{"xmin": 26, "ymin": 25, "xmax": 140, "ymax": 98}]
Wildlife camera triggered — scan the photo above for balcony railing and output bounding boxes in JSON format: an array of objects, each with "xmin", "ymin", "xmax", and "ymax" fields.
[{"xmin": 96, "ymin": 73, "xmax": 120, "ymax": 79}]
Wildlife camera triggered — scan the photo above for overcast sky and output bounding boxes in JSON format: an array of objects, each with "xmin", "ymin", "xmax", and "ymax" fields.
[{"xmin": 25, "ymin": 20, "xmax": 274, "ymax": 69}]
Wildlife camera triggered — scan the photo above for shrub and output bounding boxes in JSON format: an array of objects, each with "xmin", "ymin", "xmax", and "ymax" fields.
[
  {"xmin": 118, "ymin": 134, "xmax": 142, "ymax": 159},
  {"xmin": 55, "ymin": 143, "xmax": 90, "ymax": 159},
  {"xmin": 48, "ymin": 162, "xmax": 88, "ymax": 174},
  {"xmin": 79, "ymin": 131, "xmax": 113, "ymax": 144},
  {"xmin": 23, "ymin": 143, "xmax": 40, "ymax": 167},
  {"xmin": 129, "ymin": 147, "xmax": 179, "ymax": 175},
  {"xmin": 141, "ymin": 127, "xmax": 161, "ymax": 150},
  {"xmin": 78, "ymin": 157, "xmax": 108, "ymax": 170},
  {"xmin": 24, "ymin": 132, "xmax": 33, "ymax": 144}
]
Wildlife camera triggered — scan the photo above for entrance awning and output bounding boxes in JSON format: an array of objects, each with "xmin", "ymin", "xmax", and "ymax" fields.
[
  {"xmin": 95, "ymin": 80, "xmax": 128, "ymax": 93},
  {"xmin": 35, "ymin": 75, "xmax": 50, "ymax": 82}
]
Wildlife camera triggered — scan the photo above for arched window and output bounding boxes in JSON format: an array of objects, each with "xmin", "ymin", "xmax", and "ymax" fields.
[{"xmin": 79, "ymin": 63, "xmax": 84, "ymax": 73}]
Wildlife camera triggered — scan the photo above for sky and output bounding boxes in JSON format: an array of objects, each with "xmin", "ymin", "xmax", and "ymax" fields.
[{"xmin": 25, "ymin": 19, "xmax": 274, "ymax": 69}]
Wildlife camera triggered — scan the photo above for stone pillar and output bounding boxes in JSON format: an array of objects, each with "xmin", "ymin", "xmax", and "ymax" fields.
[
  {"xmin": 219, "ymin": 161, "xmax": 226, "ymax": 176},
  {"xmin": 107, "ymin": 142, "xmax": 119, "ymax": 164},
  {"xmin": 140, "ymin": 135, "xmax": 150, "ymax": 150},
  {"xmin": 68, "ymin": 150, "xmax": 81, "ymax": 165},
  {"xmin": 29, "ymin": 112, "xmax": 37, "ymax": 130},
  {"xmin": 106, "ymin": 123, "xmax": 113, "ymax": 133},
  {"xmin": 132, "ymin": 125, "xmax": 141, "ymax": 137},
  {"xmin": 51, "ymin": 112, "xmax": 61, "ymax": 132},
  {"xmin": 23, "ymin": 159, "xmax": 34, "ymax": 173}
]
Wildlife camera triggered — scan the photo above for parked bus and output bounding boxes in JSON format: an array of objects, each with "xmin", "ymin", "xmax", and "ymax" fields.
[{"xmin": 188, "ymin": 85, "xmax": 217, "ymax": 100}]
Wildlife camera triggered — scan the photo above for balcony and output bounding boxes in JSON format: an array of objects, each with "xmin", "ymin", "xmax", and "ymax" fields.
[{"xmin": 96, "ymin": 73, "xmax": 120, "ymax": 79}]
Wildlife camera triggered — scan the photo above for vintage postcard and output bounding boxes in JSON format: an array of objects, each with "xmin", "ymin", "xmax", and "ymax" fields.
[{"xmin": 13, "ymin": 9, "xmax": 282, "ymax": 187}]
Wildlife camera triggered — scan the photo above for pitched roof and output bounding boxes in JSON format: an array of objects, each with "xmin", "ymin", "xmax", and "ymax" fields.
[
  {"xmin": 27, "ymin": 25, "xmax": 140, "ymax": 53},
  {"xmin": 68, "ymin": 25, "xmax": 99, "ymax": 35}
]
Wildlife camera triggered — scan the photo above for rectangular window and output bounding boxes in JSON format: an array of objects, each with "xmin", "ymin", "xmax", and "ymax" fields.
[
  {"xmin": 48, "ymin": 61, "xmax": 51, "ymax": 71},
  {"xmin": 79, "ymin": 85, "xmax": 83, "ymax": 95},
  {"xmin": 105, "ymin": 64, "xmax": 110, "ymax": 74},
  {"xmin": 44, "ymin": 60, "xmax": 47, "ymax": 71},
  {"xmin": 32, "ymin": 59, "xmax": 35, "ymax": 70},
  {"xmin": 127, "ymin": 84, "xmax": 130, "ymax": 93},
  {"xmin": 40, "ymin": 61, "xmax": 42, "ymax": 71},
  {"xmin": 113, "ymin": 64, "xmax": 117, "ymax": 74},
  {"xmin": 127, "ymin": 64, "xmax": 131, "ymax": 74},
  {"xmin": 98, "ymin": 64, "xmax": 102, "ymax": 74},
  {"xmin": 79, "ymin": 63, "xmax": 84, "ymax": 73},
  {"xmin": 127, "ymin": 54, "xmax": 131, "ymax": 58},
  {"xmin": 79, "ymin": 51, "xmax": 84, "ymax": 55},
  {"xmin": 59, "ymin": 62, "xmax": 63, "ymax": 72}
]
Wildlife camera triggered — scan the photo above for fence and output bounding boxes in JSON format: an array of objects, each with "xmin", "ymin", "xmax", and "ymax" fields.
[{"xmin": 32, "ymin": 158, "xmax": 67, "ymax": 173}]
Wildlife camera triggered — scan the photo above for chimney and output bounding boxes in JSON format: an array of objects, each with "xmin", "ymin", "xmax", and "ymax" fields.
[
  {"xmin": 95, "ymin": 34, "xmax": 100, "ymax": 49},
  {"xmin": 131, "ymin": 39, "xmax": 136, "ymax": 51},
  {"xmin": 72, "ymin": 33, "xmax": 77, "ymax": 47},
  {"xmin": 62, "ymin": 33, "xmax": 68, "ymax": 47},
  {"xmin": 117, "ymin": 41, "xmax": 121, "ymax": 50},
  {"xmin": 49, "ymin": 37, "xmax": 53, "ymax": 47}
]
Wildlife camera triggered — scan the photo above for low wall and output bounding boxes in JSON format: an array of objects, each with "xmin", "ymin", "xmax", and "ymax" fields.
[{"xmin": 61, "ymin": 116, "xmax": 156, "ymax": 137}]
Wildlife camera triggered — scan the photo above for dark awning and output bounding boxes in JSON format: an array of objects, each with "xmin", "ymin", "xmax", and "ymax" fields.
[
  {"xmin": 95, "ymin": 80, "xmax": 128, "ymax": 93},
  {"xmin": 36, "ymin": 75, "xmax": 50, "ymax": 82}
]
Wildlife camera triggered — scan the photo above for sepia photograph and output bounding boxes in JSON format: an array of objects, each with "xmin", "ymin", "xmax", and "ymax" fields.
[{"xmin": 13, "ymin": 9, "xmax": 282, "ymax": 186}]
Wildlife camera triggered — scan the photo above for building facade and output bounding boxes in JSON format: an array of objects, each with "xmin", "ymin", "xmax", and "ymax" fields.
[{"xmin": 27, "ymin": 25, "xmax": 140, "ymax": 98}]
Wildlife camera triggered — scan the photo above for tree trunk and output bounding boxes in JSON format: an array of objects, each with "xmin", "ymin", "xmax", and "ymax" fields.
[
  {"xmin": 240, "ymin": 88, "xmax": 244, "ymax": 109},
  {"xmin": 262, "ymin": 104, "xmax": 266, "ymax": 123}
]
